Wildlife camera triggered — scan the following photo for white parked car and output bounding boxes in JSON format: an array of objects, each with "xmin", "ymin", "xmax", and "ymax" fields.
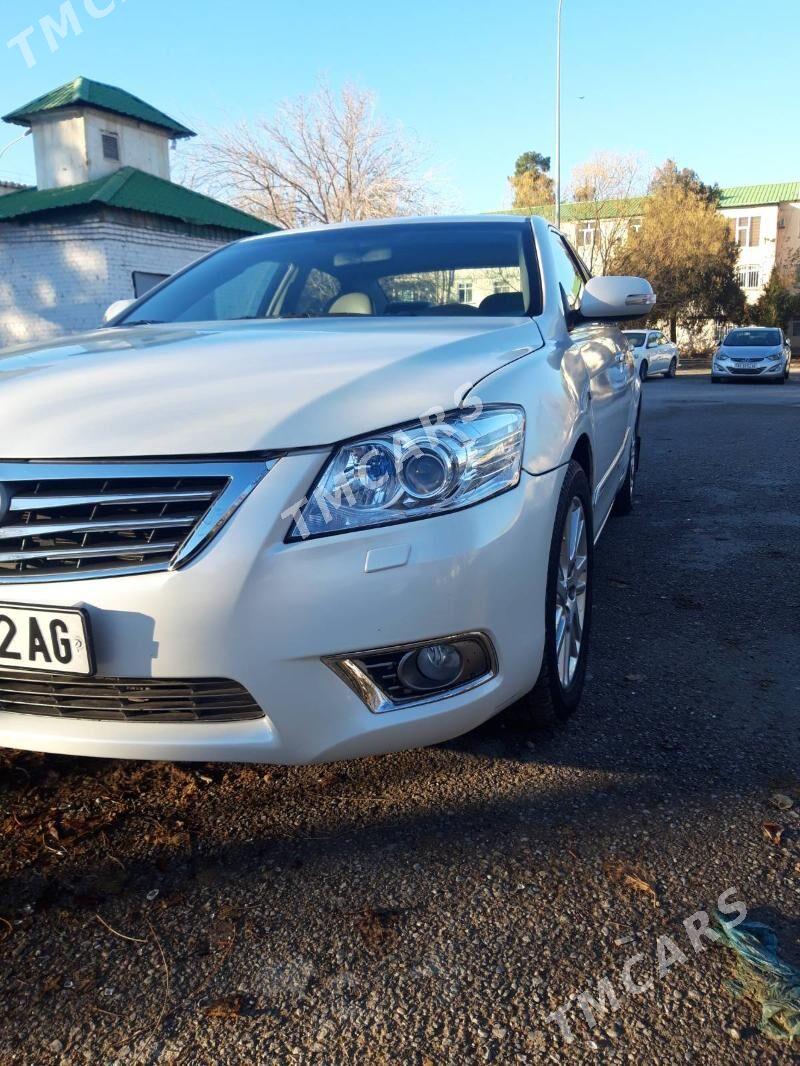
[
  {"xmin": 623, "ymin": 328, "xmax": 679, "ymax": 380},
  {"xmin": 0, "ymin": 216, "xmax": 654, "ymax": 764},
  {"xmin": 711, "ymin": 327, "xmax": 792, "ymax": 383}
]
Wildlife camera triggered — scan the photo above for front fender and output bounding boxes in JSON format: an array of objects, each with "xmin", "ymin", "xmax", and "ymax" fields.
[{"xmin": 462, "ymin": 341, "xmax": 592, "ymax": 476}]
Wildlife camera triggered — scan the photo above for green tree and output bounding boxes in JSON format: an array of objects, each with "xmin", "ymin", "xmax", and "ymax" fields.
[
  {"xmin": 514, "ymin": 151, "xmax": 551, "ymax": 177},
  {"xmin": 509, "ymin": 150, "xmax": 555, "ymax": 210},
  {"xmin": 746, "ymin": 264, "xmax": 800, "ymax": 329},
  {"xmin": 611, "ymin": 177, "xmax": 744, "ymax": 341},
  {"xmin": 649, "ymin": 159, "xmax": 720, "ymax": 205}
]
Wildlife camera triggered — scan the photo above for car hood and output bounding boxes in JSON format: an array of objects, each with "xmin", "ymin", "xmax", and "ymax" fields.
[
  {"xmin": 0, "ymin": 318, "xmax": 542, "ymax": 459},
  {"xmin": 718, "ymin": 345, "xmax": 782, "ymax": 359}
]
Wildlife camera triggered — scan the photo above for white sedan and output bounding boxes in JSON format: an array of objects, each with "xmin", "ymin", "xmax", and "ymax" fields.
[
  {"xmin": 711, "ymin": 327, "xmax": 792, "ymax": 383},
  {"xmin": 0, "ymin": 216, "xmax": 654, "ymax": 764},
  {"xmin": 623, "ymin": 328, "xmax": 679, "ymax": 380}
]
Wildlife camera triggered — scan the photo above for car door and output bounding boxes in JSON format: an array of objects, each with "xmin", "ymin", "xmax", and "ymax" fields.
[
  {"xmin": 548, "ymin": 231, "xmax": 634, "ymax": 526},
  {"xmin": 645, "ymin": 330, "xmax": 661, "ymax": 371},
  {"xmin": 652, "ymin": 332, "xmax": 666, "ymax": 371},
  {"xmin": 665, "ymin": 333, "xmax": 676, "ymax": 367}
]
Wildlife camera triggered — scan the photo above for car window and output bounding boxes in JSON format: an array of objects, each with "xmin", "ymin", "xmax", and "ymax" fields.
[
  {"xmin": 548, "ymin": 231, "xmax": 585, "ymax": 314},
  {"xmin": 294, "ymin": 269, "xmax": 341, "ymax": 316},
  {"xmin": 168, "ymin": 258, "xmax": 282, "ymax": 322},
  {"xmin": 117, "ymin": 221, "xmax": 542, "ymax": 323},
  {"xmin": 647, "ymin": 333, "xmax": 659, "ymax": 348},
  {"xmin": 724, "ymin": 328, "xmax": 782, "ymax": 347}
]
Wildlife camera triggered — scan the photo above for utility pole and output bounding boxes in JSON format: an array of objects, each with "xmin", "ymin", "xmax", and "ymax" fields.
[{"xmin": 555, "ymin": 0, "xmax": 564, "ymax": 229}]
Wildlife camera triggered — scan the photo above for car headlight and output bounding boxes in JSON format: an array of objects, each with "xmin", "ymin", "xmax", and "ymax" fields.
[{"xmin": 288, "ymin": 405, "xmax": 525, "ymax": 540}]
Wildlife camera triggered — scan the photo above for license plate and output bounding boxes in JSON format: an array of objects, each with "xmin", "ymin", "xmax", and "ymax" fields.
[
  {"xmin": 733, "ymin": 362, "xmax": 754, "ymax": 369},
  {"xmin": 0, "ymin": 604, "xmax": 93, "ymax": 675}
]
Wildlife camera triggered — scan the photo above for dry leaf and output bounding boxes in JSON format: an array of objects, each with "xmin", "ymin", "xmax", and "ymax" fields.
[
  {"xmin": 203, "ymin": 994, "xmax": 243, "ymax": 1019},
  {"xmin": 353, "ymin": 906, "xmax": 406, "ymax": 948},
  {"xmin": 603, "ymin": 860, "xmax": 659, "ymax": 907},
  {"xmin": 762, "ymin": 822, "xmax": 785, "ymax": 846}
]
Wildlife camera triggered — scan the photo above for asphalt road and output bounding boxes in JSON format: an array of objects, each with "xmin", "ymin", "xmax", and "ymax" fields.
[{"xmin": 1, "ymin": 370, "xmax": 799, "ymax": 1065}]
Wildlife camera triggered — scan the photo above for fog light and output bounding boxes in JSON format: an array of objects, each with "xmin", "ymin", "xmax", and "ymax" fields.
[
  {"xmin": 398, "ymin": 643, "xmax": 463, "ymax": 692},
  {"xmin": 325, "ymin": 632, "xmax": 496, "ymax": 712}
]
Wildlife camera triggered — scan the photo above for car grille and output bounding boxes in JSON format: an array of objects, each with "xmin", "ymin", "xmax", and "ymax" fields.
[
  {"xmin": 730, "ymin": 366, "xmax": 765, "ymax": 375},
  {"xmin": 0, "ymin": 671, "xmax": 264, "ymax": 722},
  {"xmin": 0, "ymin": 459, "xmax": 274, "ymax": 582}
]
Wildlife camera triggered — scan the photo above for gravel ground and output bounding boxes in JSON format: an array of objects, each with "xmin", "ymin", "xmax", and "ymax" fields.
[{"xmin": 1, "ymin": 372, "xmax": 799, "ymax": 1065}]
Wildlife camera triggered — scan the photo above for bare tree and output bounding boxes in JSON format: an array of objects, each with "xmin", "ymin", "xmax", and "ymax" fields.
[
  {"xmin": 186, "ymin": 83, "xmax": 434, "ymax": 229},
  {"xmin": 566, "ymin": 152, "xmax": 647, "ymax": 273}
]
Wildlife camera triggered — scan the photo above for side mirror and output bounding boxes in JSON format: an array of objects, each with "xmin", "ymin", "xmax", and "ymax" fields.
[
  {"xmin": 103, "ymin": 299, "xmax": 134, "ymax": 324},
  {"xmin": 579, "ymin": 276, "xmax": 656, "ymax": 322}
]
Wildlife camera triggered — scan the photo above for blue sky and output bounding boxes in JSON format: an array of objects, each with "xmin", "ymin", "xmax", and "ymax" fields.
[{"xmin": 0, "ymin": 0, "xmax": 796, "ymax": 211}]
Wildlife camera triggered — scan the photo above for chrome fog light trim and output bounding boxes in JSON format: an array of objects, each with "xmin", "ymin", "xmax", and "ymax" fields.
[{"xmin": 324, "ymin": 632, "xmax": 497, "ymax": 714}]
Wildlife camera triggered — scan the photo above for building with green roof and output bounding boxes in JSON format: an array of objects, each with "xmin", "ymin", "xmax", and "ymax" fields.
[
  {"xmin": 515, "ymin": 183, "xmax": 800, "ymax": 336},
  {"xmin": 0, "ymin": 77, "xmax": 276, "ymax": 349}
]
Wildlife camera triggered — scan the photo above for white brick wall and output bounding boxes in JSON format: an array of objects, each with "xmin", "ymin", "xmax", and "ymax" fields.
[{"xmin": 0, "ymin": 218, "xmax": 230, "ymax": 350}]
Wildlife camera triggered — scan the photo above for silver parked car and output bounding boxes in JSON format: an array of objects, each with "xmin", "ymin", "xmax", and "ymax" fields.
[
  {"xmin": 623, "ymin": 329, "xmax": 679, "ymax": 381},
  {"xmin": 712, "ymin": 327, "xmax": 792, "ymax": 384}
]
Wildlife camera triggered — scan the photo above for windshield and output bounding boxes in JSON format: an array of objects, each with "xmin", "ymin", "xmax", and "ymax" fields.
[
  {"xmin": 724, "ymin": 328, "xmax": 782, "ymax": 347},
  {"xmin": 117, "ymin": 221, "xmax": 540, "ymax": 325},
  {"xmin": 624, "ymin": 331, "xmax": 646, "ymax": 347}
]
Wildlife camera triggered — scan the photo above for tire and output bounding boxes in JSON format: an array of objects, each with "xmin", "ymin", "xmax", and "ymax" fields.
[
  {"xmin": 639, "ymin": 361, "xmax": 648, "ymax": 382},
  {"xmin": 613, "ymin": 432, "xmax": 637, "ymax": 516},
  {"xmin": 665, "ymin": 358, "xmax": 677, "ymax": 378},
  {"xmin": 521, "ymin": 461, "xmax": 593, "ymax": 725}
]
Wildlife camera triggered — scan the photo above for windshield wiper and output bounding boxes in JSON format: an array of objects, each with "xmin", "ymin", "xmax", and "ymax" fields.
[{"xmin": 119, "ymin": 319, "xmax": 164, "ymax": 326}]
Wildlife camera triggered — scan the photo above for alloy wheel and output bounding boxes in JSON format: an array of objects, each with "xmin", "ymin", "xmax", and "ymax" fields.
[{"xmin": 555, "ymin": 497, "xmax": 589, "ymax": 688}]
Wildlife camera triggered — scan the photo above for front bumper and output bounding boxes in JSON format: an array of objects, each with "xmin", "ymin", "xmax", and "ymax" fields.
[
  {"xmin": 713, "ymin": 361, "xmax": 786, "ymax": 379},
  {"xmin": 0, "ymin": 454, "xmax": 563, "ymax": 764}
]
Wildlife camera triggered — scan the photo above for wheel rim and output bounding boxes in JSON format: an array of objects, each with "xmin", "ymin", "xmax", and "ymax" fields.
[{"xmin": 555, "ymin": 497, "xmax": 589, "ymax": 689}]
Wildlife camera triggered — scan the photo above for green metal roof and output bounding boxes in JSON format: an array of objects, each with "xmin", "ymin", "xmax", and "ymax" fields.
[
  {"xmin": 3, "ymin": 76, "xmax": 195, "ymax": 138},
  {"xmin": 0, "ymin": 167, "xmax": 276, "ymax": 235},
  {"xmin": 512, "ymin": 197, "xmax": 646, "ymax": 223},
  {"xmin": 717, "ymin": 183, "xmax": 800, "ymax": 208},
  {"xmin": 502, "ymin": 182, "xmax": 800, "ymax": 222}
]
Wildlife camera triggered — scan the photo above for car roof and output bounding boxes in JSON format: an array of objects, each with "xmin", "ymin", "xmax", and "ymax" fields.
[
  {"xmin": 728, "ymin": 326, "xmax": 779, "ymax": 332},
  {"xmin": 241, "ymin": 214, "xmax": 532, "ymax": 242}
]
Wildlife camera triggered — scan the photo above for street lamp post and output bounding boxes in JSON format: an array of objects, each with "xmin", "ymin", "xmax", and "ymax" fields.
[
  {"xmin": 0, "ymin": 129, "xmax": 31, "ymax": 166},
  {"xmin": 555, "ymin": 0, "xmax": 563, "ymax": 230}
]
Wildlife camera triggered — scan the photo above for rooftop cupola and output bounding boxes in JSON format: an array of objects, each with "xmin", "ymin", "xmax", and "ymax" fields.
[{"xmin": 2, "ymin": 76, "xmax": 195, "ymax": 190}]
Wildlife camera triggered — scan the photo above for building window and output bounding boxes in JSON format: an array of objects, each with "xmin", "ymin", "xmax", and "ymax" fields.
[
  {"xmin": 457, "ymin": 281, "xmax": 473, "ymax": 304},
  {"xmin": 734, "ymin": 215, "xmax": 761, "ymax": 247},
  {"xmin": 735, "ymin": 265, "xmax": 760, "ymax": 290},
  {"xmin": 132, "ymin": 271, "xmax": 169, "ymax": 298},
  {"xmin": 792, "ymin": 320, "xmax": 800, "ymax": 338},
  {"xmin": 102, "ymin": 132, "xmax": 120, "ymax": 161},
  {"xmin": 575, "ymin": 220, "xmax": 598, "ymax": 249}
]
